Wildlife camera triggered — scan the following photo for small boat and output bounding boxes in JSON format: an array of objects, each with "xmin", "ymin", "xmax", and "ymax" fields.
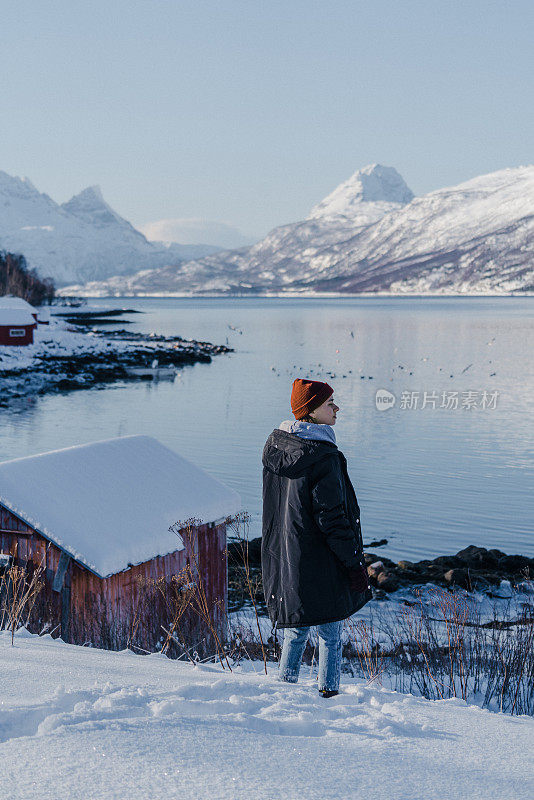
[{"xmin": 125, "ymin": 359, "xmax": 177, "ymax": 381}]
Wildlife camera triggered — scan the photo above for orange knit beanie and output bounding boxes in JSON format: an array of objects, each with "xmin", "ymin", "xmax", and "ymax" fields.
[{"xmin": 290, "ymin": 378, "xmax": 334, "ymax": 420}]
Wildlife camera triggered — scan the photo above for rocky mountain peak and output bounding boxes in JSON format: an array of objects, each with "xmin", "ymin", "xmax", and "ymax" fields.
[
  {"xmin": 73, "ymin": 185, "xmax": 105, "ymax": 202},
  {"xmin": 309, "ymin": 163, "xmax": 414, "ymax": 219},
  {"xmin": 61, "ymin": 185, "xmax": 131, "ymax": 229},
  {"xmin": 0, "ymin": 170, "xmax": 42, "ymax": 199}
]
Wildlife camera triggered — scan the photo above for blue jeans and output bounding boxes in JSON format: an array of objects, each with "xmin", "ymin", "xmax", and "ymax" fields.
[{"xmin": 278, "ymin": 620, "xmax": 343, "ymax": 692}]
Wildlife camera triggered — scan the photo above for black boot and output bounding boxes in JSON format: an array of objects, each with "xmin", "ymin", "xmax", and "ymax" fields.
[{"xmin": 319, "ymin": 689, "xmax": 339, "ymax": 698}]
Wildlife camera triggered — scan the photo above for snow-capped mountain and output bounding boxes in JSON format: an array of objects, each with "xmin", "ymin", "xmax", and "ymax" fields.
[
  {"xmin": 0, "ymin": 172, "xmax": 219, "ymax": 285},
  {"xmin": 63, "ymin": 163, "xmax": 534, "ymax": 296},
  {"xmin": 305, "ymin": 165, "xmax": 534, "ymax": 294},
  {"xmin": 308, "ymin": 163, "xmax": 414, "ymax": 220},
  {"xmin": 61, "ymin": 185, "xmax": 142, "ymax": 231}
]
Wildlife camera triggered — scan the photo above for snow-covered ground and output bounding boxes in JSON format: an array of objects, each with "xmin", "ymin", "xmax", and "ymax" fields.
[{"xmin": 1, "ymin": 629, "xmax": 532, "ymax": 800}]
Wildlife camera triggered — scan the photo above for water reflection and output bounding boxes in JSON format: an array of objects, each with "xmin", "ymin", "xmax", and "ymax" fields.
[{"xmin": 0, "ymin": 296, "xmax": 532, "ymax": 559}]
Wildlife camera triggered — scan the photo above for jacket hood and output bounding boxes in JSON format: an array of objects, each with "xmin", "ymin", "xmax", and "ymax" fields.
[{"xmin": 262, "ymin": 428, "xmax": 337, "ymax": 478}]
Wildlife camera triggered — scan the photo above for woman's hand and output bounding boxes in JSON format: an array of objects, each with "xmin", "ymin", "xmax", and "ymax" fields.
[{"xmin": 348, "ymin": 564, "xmax": 370, "ymax": 593}]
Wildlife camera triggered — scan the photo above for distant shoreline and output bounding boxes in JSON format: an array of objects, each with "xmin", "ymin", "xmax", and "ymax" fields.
[{"xmin": 56, "ymin": 291, "xmax": 534, "ymax": 300}]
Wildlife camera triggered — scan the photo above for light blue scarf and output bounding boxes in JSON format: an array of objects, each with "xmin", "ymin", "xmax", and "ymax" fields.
[{"xmin": 279, "ymin": 419, "xmax": 336, "ymax": 445}]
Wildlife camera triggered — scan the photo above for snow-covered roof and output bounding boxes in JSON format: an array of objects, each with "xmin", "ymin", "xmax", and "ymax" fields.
[
  {"xmin": 0, "ymin": 436, "xmax": 241, "ymax": 578},
  {"xmin": 0, "ymin": 310, "xmax": 36, "ymax": 326},
  {"xmin": 0, "ymin": 296, "xmax": 36, "ymax": 313}
]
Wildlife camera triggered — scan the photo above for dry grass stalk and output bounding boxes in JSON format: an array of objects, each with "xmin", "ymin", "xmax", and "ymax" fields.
[
  {"xmin": 0, "ymin": 545, "xmax": 46, "ymax": 645},
  {"xmin": 170, "ymin": 517, "xmax": 232, "ymax": 671},
  {"xmin": 380, "ymin": 586, "xmax": 534, "ymax": 714},
  {"xmin": 226, "ymin": 511, "xmax": 268, "ymax": 674},
  {"xmin": 344, "ymin": 617, "xmax": 385, "ymax": 685},
  {"xmin": 153, "ymin": 569, "xmax": 198, "ymax": 662}
]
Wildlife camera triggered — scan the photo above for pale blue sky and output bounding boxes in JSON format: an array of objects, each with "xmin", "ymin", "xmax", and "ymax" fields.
[{"xmin": 2, "ymin": 0, "xmax": 532, "ymax": 238}]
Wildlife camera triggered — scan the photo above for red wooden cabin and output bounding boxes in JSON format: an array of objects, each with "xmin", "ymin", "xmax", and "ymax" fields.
[
  {"xmin": 0, "ymin": 436, "xmax": 241, "ymax": 655},
  {"xmin": 0, "ymin": 310, "xmax": 36, "ymax": 345}
]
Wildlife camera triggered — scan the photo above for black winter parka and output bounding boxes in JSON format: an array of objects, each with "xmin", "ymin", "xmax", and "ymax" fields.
[{"xmin": 262, "ymin": 428, "xmax": 372, "ymax": 628}]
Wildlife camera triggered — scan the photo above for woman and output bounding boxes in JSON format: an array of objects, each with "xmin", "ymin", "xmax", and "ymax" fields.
[{"xmin": 262, "ymin": 378, "xmax": 371, "ymax": 697}]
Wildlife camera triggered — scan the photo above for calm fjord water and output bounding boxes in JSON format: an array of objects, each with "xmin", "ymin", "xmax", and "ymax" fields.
[{"xmin": 2, "ymin": 296, "xmax": 533, "ymax": 561}]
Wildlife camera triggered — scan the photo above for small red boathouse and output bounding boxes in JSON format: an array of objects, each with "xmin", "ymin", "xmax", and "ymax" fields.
[
  {"xmin": 0, "ymin": 436, "xmax": 241, "ymax": 654},
  {"xmin": 0, "ymin": 310, "xmax": 36, "ymax": 345}
]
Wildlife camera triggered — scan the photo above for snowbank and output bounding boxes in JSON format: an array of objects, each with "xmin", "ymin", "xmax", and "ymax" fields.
[{"xmin": 0, "ymin": 630, "xmax": 532, "ymax": 800}]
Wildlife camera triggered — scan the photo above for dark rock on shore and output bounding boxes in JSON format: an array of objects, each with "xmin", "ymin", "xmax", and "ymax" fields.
[
  {"xmin": 376, "ymin": 571, "xmax": 399, "ymax": 591},
  {"xmin": 62, "ymin": 317, "xmax": 135, "ymax": 325},
  {"xmin": 53, "ymin": 309, "xmax": 142, "ymax": 320},
  {"xmin": 444, "ymin": 568, "xmax": 470, "ymax": 588},
  {"xmin": 364, "ymin": 538, "xmax": 389, "ymax": 548},
  {"xmin": 363, "ymin": 544, "xmax": 533, "ymax": 594}
]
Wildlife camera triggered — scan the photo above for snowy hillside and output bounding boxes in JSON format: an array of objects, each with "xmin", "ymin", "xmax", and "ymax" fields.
[
  {"xmin": 1, "ymin": 629, "xmax": 533, "ymax": 800},
  {"xmin": 0, "ymin": 171, "xmax": 219, "ymax": 286},
  {"xmin": 63, "ymin": 164, "xmax": 534, "ymax": 296},
  {"xmin": 310, "ymin": 165, "xmax": 534, "ymax": 294}
]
